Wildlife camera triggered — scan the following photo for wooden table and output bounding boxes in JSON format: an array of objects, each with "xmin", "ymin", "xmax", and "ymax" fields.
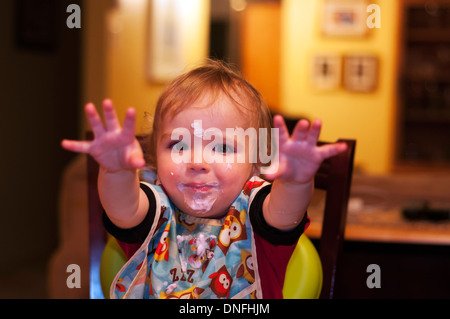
[
  {"xmin": 304, "ymin": 171, "xmax": 450, "ymax": 298},
  {"xmin": 305, "ymin": 171, "xmax": 450, "ymax": 245}
]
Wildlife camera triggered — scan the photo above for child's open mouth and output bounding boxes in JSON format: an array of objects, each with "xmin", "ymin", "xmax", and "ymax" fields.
[
  {"xmin": 182, "ymin": 183, "xmax": 219, "ymax": 193},
  {"xmin": 177, "ymin": 183, "xmax": 221, "ymax": 214}
]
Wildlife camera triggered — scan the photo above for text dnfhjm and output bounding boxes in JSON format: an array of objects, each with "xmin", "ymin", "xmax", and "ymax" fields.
[{"xmin": 179, "ymin": 302, "xmax": 270, "ymax": 316}]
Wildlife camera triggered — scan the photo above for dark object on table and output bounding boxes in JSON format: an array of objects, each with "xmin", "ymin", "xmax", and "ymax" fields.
[{"xmin": 402, "ymin": 200, "xmax": 450, "ymax": 222}]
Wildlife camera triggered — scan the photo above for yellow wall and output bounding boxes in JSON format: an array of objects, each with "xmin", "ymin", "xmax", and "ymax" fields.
[
  {"xmin": 103, "ymin": 0, "xmax": 210, "ymax": 134},
  {"xmin": 81, "ymin": 0, "xmax": 109, "ymax": 137},
  {"xmin": 241, "ymin": 1, "xmax": 281, "ymax": 111},
  {"xmin": 83, "ymin": 0, "xmax": 399, "ymax": 174},
  {"xmin": 280, "ymin": 0, "xmax": 400, "ymax": 174}
]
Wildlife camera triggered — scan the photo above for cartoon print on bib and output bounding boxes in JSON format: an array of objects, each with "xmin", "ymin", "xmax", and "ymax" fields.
[
  {"xmin": 154, "ymin": 222, "xmax": 170, "ymax": 262},
  {"xmin": 111, "ymin": 176, "xmax": 270, "ymax": 299},
  {"xmin": 159, "ymin": 286, "xmax": 205, "ymax": 299},
  {"xmin": 217, "ymin": 208, "xmax": 247, "ymax": 255},
  {"xmin": 209, "ymin": 265, "xmax": 233, "ymax": 298},
  {"xmin": 237, "ymin": 250, "xmax": 255, "ymax": 283}
]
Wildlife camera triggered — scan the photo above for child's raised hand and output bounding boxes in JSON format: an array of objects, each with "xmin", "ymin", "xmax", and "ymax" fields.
[
  {"xmin": 264, "ymin": 115, "xmax": 347, "ymax": 184},
  {"xmin": 61, "ymin": 99, "xmax": 145, "ymax": 172}
]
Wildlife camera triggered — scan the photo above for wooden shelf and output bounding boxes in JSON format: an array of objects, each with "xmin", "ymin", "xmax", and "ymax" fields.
[
  {"xmin": 403, "ymin": 74, "xmax": 450, "ymax": 84},
  {"xmin": 399, "ymin": 2, "xmax": 450, "ymax": 166},
  {"xmin": 404, "ymin": 110, "xmax": 450, "ymax": 123},
  {"xmin": 407, "ymin": 28, "xmax": 450, "ymax": 42}
]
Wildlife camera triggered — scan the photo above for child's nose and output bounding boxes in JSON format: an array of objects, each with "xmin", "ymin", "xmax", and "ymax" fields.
[
  {"xmin": 187, "ymin": 161, "xmax": 210, "ymax": 173},
  {"xmin": 187, "ymin": 146, "xmax": 211, "ymax": 172}
]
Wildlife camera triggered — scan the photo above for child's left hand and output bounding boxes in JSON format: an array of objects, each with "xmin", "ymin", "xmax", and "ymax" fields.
[{"xmin": 264, "ymin": 115, "xmax": 348, "ymax": 185}]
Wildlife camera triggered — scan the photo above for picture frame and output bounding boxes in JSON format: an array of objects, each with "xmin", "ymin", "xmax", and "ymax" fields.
[
  {"xmin": 310, "ymin": 53, "xmax": 342, "ymax": 90},
  {"xmin": 343, "ymin": 55, "xmax": 378, "ymax": 92},
  {"xmin": 146, "ymin": 0, "xmax": 186, "ymax": 83},
  {"xmin": 321, "ymin": 0, "xmax": 368, "ymax": 37}
]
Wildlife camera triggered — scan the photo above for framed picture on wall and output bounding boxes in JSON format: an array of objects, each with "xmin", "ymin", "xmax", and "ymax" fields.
[
  {"xmin": 310, "ymin": 53, "xmax": 342, "ymax": 90},
  {"xmin": 321, "ymin": 0, "xmax": 368, "ymax": 37},
  {"xmin": 146, "ymin": 0, "xmax": 186, "ymax": 83},
  {"xmin": 343, "ymin": 55, "xmax": 378, "ymax": 92}
]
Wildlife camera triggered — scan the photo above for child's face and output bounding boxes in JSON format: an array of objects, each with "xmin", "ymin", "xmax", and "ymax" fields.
[{"xmin": 156, "ymin": 95, "xmax": 256, "ymax": 218}]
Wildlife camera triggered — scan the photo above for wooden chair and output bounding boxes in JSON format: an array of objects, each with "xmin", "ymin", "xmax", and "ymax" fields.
[
  {"xmin": 282, "ymin": 117, "xmax": 356, "ymax": 298},
  {"xmin": 315, "ymin": 138, "xmax": 355, "ymax": 298},
  {"xmin": 86, "ymin": 131, "xmax": 356, "ymax": 299}
]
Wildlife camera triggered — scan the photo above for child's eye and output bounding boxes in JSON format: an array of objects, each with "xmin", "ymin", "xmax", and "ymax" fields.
[
  {"xmin": 169, "ymin": 141, "xmax": 189, "ymax": 152},
  {"xmin": 212, "ymin": 144, "xmax": 234, "ymax": 154}
]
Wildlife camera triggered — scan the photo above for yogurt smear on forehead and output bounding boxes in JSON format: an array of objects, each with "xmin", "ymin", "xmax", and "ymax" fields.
[{"xmin": 191, "ymin": 120, "xmax": 218, "ymax": 138}]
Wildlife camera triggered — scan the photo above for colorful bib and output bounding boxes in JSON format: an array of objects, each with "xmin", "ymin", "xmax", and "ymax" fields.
[{"xmin": 110, "ymin": 177, "xmax": 269, "ymax": 299}]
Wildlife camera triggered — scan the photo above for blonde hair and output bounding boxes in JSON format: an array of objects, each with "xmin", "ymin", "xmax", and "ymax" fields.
[{"xmin": 144, "ymin": 59, "xmax": 273, "ymax": 170}]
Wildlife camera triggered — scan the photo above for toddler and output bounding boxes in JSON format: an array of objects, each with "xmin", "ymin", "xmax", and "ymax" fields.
[{"xmin": 62, "ymin": 59, "xmax": 346, "ymax": 299}]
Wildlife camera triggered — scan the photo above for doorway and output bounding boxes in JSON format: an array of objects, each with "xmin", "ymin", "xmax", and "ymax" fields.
[{"xmin": 0, "ymin": 0, "xmax": 81, "ymax": 296}]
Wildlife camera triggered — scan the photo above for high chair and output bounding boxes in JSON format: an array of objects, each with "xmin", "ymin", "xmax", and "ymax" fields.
[
  {"xmin": 282, "ymin": 139, "xmax": 356, "ymax": 299},
  {"xmin": 87, "ymin": 132, "xmax": 356, "ymax": 299}
]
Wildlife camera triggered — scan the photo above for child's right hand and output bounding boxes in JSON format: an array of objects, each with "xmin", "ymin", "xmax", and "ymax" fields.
[{"xmin": 61, "ymin": 99, "xmax": 145, "ymax": 173}]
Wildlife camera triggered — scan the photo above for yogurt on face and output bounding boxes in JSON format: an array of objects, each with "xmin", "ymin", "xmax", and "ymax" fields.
[{"xmin": 177, "ymin": 183, "xmax": 221, "ymax": 215}]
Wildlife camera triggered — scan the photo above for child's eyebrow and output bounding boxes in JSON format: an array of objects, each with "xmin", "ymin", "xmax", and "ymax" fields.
[
  {"xmin": 159, "ymin": 127, "xmax": 252, "ymax": 143},
  {"xmin": 159, "ymin": 128, "xmax": 190, "ymax": 141},
  {"xmin": 159, "ymin": 132, "xmax": 174, "ymax": 141}
]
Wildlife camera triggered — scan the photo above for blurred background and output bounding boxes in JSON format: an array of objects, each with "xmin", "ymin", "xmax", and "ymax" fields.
[{"xmin": 0, "ymin": 0, "xmax": 449, "ymax": 298}]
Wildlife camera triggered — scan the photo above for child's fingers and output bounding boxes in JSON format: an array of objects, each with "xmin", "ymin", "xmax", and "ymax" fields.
[
  {"xmin": 61, "ymin": 139, "xmax": 91, "ymax": 154},
  {"xmin": 318, "ymin": 142, "xmax": 347, "ymax": 161},
  {"xmin": 85, "ymin": 103, "xmax": 105, "ymax": 137},
  {"xmin": 291, "ymin": 119, "xmax": 310, "ymax": 141},
  {"xmin": 125, "ymin": 140, "xmax": 145, "ymax": 169},
  {"xmin": 306, "ymin": 119, "xmax": 322, "ymax": 145},
  {"xmin": 103, "ymin": 99, "xmax": 121, "ymax": 131},
  {"xmin": 273, "ymin": 115, "xmax": 289, "ymax": 144},
  {"xmin": 122, "ymin": 107, "xmax": 137, "ymax": 140},
  {"xmin": 129, "ymin": 151, "xmax": 146, "ymax": 169}
]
